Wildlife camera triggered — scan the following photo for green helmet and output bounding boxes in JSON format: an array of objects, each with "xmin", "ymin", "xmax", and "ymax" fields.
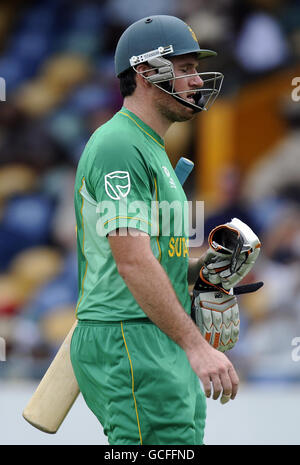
[
  {"xmin": 115, "ymin": 15, "xmax": 216, "ymax": 77},
  {"xmin": 114, "ymin": 15, "xmax": 223, "ymax": 112}
]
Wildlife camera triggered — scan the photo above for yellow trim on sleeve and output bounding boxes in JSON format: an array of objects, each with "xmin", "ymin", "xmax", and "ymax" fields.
[
  {"xmin": 103, "ymin": 216, "xmax": 151, "ymax": 227},
  {"xmin": 120, "ymin": 322, "xmax": 143, "ymax": 445}
]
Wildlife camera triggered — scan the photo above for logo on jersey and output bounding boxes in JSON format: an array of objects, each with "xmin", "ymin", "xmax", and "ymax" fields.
[
  {"xmin": 162, "ymin": 165, "xmax": 176, "ymax": 189},
  {"xmin": 169, "ymin": 178, "xmax": 176, "ymax": 189},
  {"xmin": 104, "ymin": 171, "xmax": 131, "ymax": 200},
  {"xmin": 162, "ymin": 166, "xmax": 170, "ymax": 177}
]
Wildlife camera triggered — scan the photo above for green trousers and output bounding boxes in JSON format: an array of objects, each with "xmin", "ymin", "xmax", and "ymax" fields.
[{"xmin": 70, "ymin": 319, "xmax": 206, "ymax": 445}]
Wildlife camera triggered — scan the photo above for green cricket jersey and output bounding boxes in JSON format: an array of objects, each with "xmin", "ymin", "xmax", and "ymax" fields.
[{"xmin": 74, "ymin": 107, "xmax": 191, "ymax": 321}]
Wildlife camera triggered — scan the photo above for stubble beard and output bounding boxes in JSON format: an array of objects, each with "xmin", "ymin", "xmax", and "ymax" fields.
[{"xmin": 154, "ymin": 89, "xmax": 197, "ymax": 123}]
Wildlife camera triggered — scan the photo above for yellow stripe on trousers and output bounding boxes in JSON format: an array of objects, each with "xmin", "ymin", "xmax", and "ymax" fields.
[{"xmin": 120, "ymin": 322, "xmax": 143, "ymax": 445}]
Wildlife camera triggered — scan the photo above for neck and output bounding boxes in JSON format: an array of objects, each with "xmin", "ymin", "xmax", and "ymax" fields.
[{"xmin": 123, "ymin": 96, "xmax": 172, "ymax": 139}]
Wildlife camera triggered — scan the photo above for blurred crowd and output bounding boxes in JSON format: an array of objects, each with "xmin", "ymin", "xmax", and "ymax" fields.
[{"xmin": 0, "ymin": 0, "xmax": 299, "ymax": 382}]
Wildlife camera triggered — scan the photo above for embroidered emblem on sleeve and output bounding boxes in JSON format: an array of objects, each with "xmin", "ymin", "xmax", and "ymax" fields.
[{"xmin": 104, "ymin": 171, "xmax": 131, "ymax": 200}]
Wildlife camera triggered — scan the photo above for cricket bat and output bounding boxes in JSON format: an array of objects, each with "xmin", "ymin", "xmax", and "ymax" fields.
[
  {"xmin": 22, "ymin": 157, "xmax": 194, "ymax": 434},
  {"xmin": 22, "ymin": 320, "xmax": 79, "ymax": 433}
]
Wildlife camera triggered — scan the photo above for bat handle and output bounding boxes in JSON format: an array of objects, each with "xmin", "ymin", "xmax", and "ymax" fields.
[{"xmin": 174, "ymin": 157, "xmax": 194, "ymax": 186}]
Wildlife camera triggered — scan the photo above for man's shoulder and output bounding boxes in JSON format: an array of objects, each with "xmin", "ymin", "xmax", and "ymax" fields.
[
  {"xmin": 77, "ymin": 110, "xmax": 150, "ymax": 181},
  {"xmin": 90, "ymin": 111, "xmax": 141, "ymax": 151}
]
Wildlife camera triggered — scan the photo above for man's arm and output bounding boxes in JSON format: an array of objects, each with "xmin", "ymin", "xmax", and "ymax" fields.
[
  {"xmin": 108, "ymin": 228, "xmax": 239, "ymax": 401},
  {"xmin": 188, "ymin": 256, "xmax": 205, "ymax": 285}
]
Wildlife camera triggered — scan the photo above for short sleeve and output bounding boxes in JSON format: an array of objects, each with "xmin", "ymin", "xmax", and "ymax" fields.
[{"xmin": 88, "ymin": 134, "xmax": 156, "ymax": 237}]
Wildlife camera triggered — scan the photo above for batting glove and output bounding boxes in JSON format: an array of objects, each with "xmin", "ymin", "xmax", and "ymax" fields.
[{"xmin": 201, "ymin": 218, "xmax": 261, "ymax": 293}]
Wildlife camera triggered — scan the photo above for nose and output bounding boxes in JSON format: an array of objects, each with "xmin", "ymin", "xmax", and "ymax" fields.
[{"xmin": 189, "ymin": 73, "xmax": 204, "ymax": 88}]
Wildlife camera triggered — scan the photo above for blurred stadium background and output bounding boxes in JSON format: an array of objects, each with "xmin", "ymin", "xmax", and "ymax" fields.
[{"xmin": 0, "ymin": 0, "xmax": 299, "ymax": 445}]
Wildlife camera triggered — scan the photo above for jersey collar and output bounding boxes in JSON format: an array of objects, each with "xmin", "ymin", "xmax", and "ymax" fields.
[{"xmin": 119, "ymin": 107, "xmax": 165, "ymax": 150}]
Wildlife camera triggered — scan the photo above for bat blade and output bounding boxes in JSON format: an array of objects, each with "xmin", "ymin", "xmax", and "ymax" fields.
[{"xmin": 22, "ymin": 321, "xmax": 79, "ymax": 434}]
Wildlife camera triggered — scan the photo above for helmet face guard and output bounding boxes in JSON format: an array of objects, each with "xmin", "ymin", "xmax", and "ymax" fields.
[{"xmin": 133, "ymin": 54, "xmax": 223, "ymax": 112}]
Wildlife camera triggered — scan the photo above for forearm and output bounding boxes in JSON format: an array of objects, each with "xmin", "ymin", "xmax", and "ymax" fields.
[
  {"xmin": 109, "ymin": 232, "xmax": 239, "ymax": 400},
  {"xmin": 187, "ymin": 255, "xmax": 205, "ymax": 284},
  {"xmin": 118, "ymin": 255, "xmax": 206, "ymax": 353}
]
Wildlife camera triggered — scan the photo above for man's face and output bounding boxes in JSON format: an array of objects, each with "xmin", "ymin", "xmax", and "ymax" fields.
[{"xmin": 154, "ymin": 54, "xmax": 204, "ymax": 122}]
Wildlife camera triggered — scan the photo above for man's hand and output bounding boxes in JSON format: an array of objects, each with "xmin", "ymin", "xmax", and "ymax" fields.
[{"xmin": 185, "ymin": 343, "xmax": 239, "ymax": 403}]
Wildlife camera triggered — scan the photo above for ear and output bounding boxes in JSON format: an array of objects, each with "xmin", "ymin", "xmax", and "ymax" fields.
[{"xmin": 135, "ymin": 63, "xmax": 155, "ymax": 88}]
